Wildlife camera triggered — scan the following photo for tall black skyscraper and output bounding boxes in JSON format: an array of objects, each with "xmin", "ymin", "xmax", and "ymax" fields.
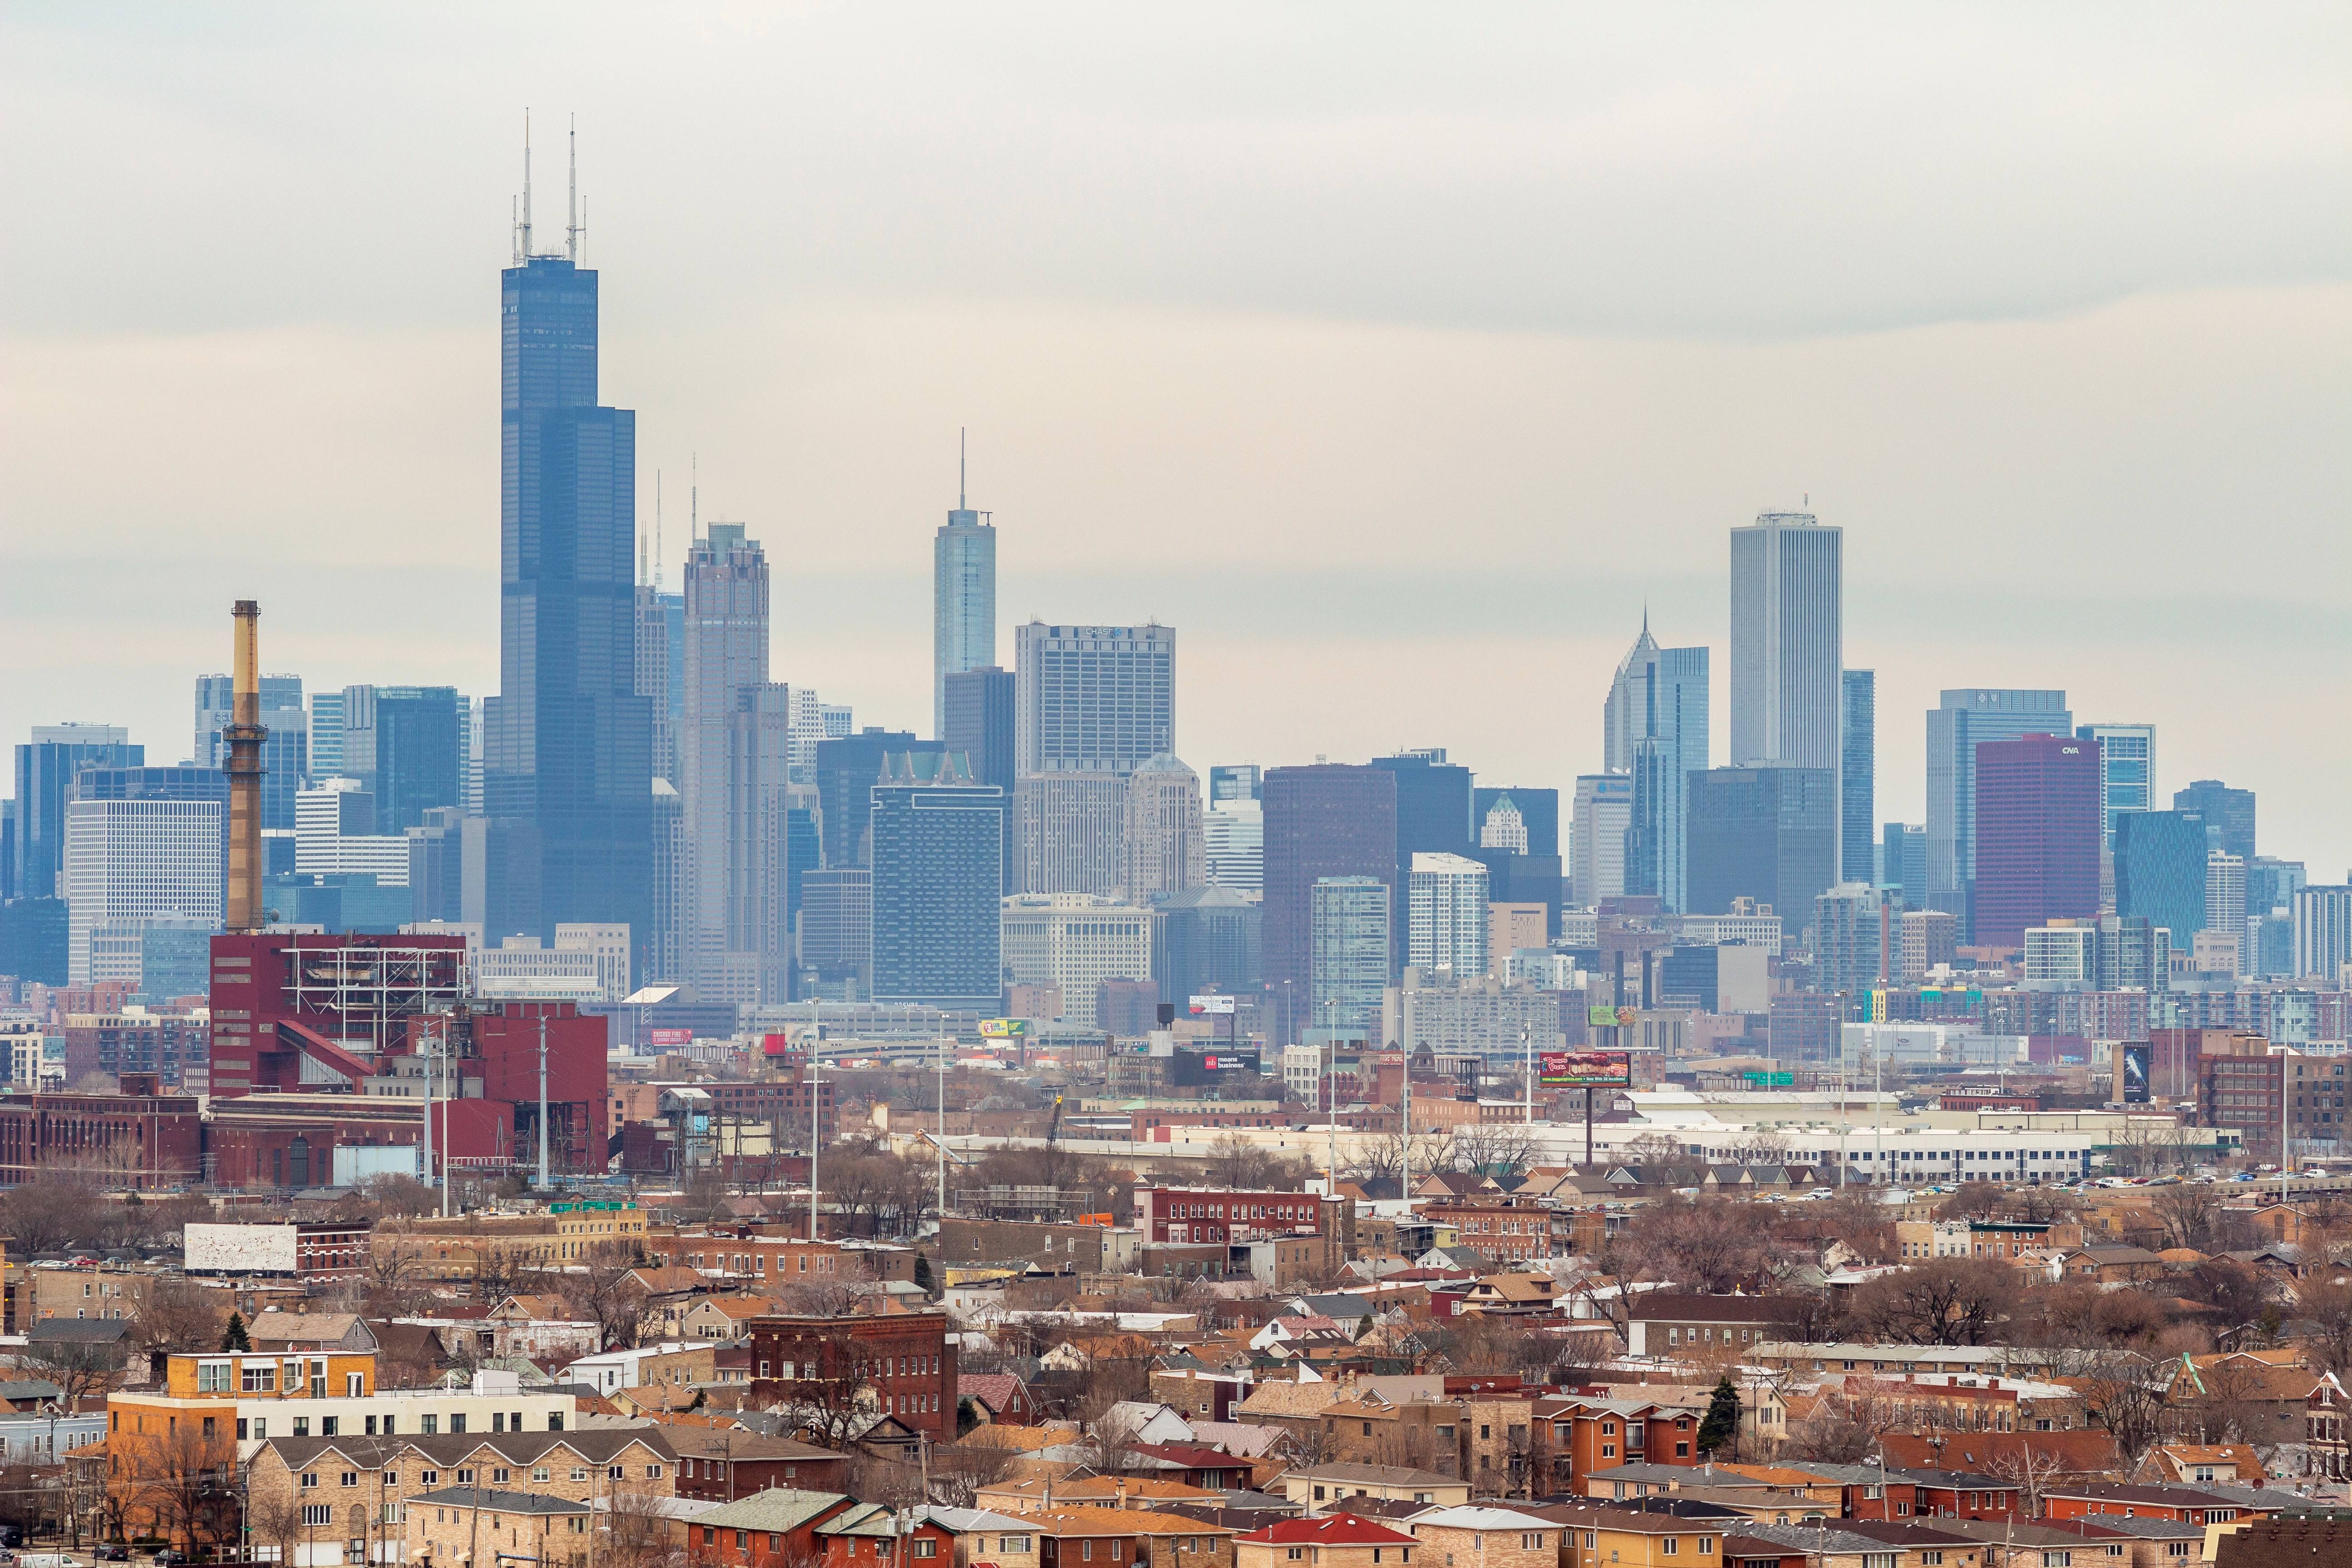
[
  {"xmin": 1841, "ymin": 670, "xmax": 1875, "ymax": 885},
  {"xmin": 2174, "ymin": 779, "xmax": 2256, "ymax": 861},
  {"xmin": 481, "ymin": 134, "xmax": 652, "ymax": 954},
  {"xmin": 1371, "ymin": 750, "xmax": 1472, "ymax": 975},
  {"xmin": 945, "ymin": 666, "xmax": 1017, "ymax": 890}
]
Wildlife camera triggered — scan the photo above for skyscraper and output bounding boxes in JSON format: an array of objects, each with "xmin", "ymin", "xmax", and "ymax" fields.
[
  {"xmin": 481, "ymin": 144, "xmax": 652, "ymax": 957},
  {"xmin": 196, "ymin": 675, "xmax": 307, "ymax": 831},
  {"xmin": 1262, "ymin": 764, "xmax": 1396, "ymax": 1042},
  {"xmin": 1311, "ymin": 877, "xmax": 1390, "ymax": 1036},
  {"xmin": 725, "ymin": 684, "xmax": 795, "ymax": 1003},
  {"xmin": 1205, "ymin": 766, "xmax": 1265, "ymax": 894},
  {"xmin": 2174, "ymin": 779, "xmax": 2256, "ymax": 860},
  {"xmin": 1971, "ymin": 734, "xmax": 2102, "ymax": 951},
  {"xmin": 1814, "ymin": 882, "xmax": 1887, "ymax": 996},
  {"xmin": 934, "ymin": 444, "xmax": 997, "ymax": 741},
  {"xmin": 944, "ymin": 667, "xmax": 1017, "ymax": 890},
  {"xmin": 2204, "ymin": 851, "xmax": 2247, "ymax": 946},
  {"xmin": 1472, "ymin": 784, "xmax": 1563, "ymax": 937},
  {"xmin": 1926, "ymin": 689, "xmax": 2071, "ymax": 938},
  {"xmin": 868, "ymin": 774, "xmax": 1004, "ymax": 1012},
  {"xmin": 1881, "ymin": 823, "xmax": 1926, "ymax": 908},
  {"xmin": 1014, "ymin": 774, "xmax": 1126, "ymax": 896},
  {"xmin": 1569, "ymin": 774, "xmax": 1634, "ymax": 909},
  {"xmin": 341, "ymin": 686, "xmax": 461, "ymax": 835},
  {"xmin": 635, "ymin": 552, "xmax": 682, "ymax": 789},
  {"xmin": 2114, "ymin": 809, "xmax": 2207, "ymax": 948},
  {"xmin": 1407, "ymin": 852, "xmax": 1488, "ymax": 978},
  {"xmin": 1371, "ymin": 750, "xmax": 1473, "ymax": 973},
  {"xmin": 308, "ymin": 691, "xmax": 346, "ymax": 778},
  {"xmin": 1604, "ymin": 621, "xmax": 1709, "ymax": 911},
  {"xmin": 1841, "ymin": 670, "xmax": 1875, "ymax": 884},
  {"xmin": 1685, "ymin": 767, "xmax": 1837, "ymax": 923},
  {"xmin": 65, "ymin": 795, "xmax": 225, "ymax": 985},
  {"xmin": 12, "ymin": 724, "xmax": 141, "ymax": 902},
  {"xmin": 814, "ymin": 728, "xmax": 922, "ymax": 871},
  {"xmin": 2076, "ymin": 722, "xmax": 2156, "ymax": 843},
  {"xmin": 1730, "ymin": 510, "xmax": 1842, "ymax": 779},
  {"xmin": 1014, "ymin": 622, "xmax": 1175, "ymax": 777},
  {"xmin": 681, "ymin": 522, "xmax": 771, "ymax": 988},
  {"xmin": 1124, "ymin": 754, "xmax": 1205, "ymax": 901}
]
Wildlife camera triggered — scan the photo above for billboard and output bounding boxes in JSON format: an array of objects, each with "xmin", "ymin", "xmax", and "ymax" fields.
[
  {"xmin": 1540, "ymin": 1050, "xmax": 1632, "ymax": 1088},
  {"xmin": 1189, "ymin": 995, "xmax": 1238, "ymax": 1015},
  {"xmin": 761, "ymin": 1033, "xmax": 805, "ymax": 1060},
  {"xmin": 1741, "ymin": 1071, "xmax": 1796, "ymax": 1088},
  {"xmin": 185, "ymin": 1223, "xmax": 300, "ymax": 1277},
  {"xmin": 647, "ymin": 1028, "xmax": 692, "ymax": 1048},
  {"xmin": 2120, "ymin": 1042, "xmax": 2151, "ymax": 1103},
  {"xmin": 980, "ymin": 1018, "xmax": 1029, "ymax": 1039},
  {"xmin": 1588, "ymin": 1004, "xmax": 1635, "ymax": 1029},
  {"xmin": 1172, "ymin": 1047, "xmax": 1262, "ymax": 1087}
]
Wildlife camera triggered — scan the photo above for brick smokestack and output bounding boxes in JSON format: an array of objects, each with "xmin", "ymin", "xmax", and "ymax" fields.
[{"xmin": 224, "ymin": 599, "xmax": 267, "ymax": 932}]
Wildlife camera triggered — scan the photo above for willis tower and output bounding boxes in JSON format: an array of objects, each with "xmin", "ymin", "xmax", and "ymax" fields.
[{"xmin": 482, "ymin": 121, "xmax": 652, "ymax": 958}]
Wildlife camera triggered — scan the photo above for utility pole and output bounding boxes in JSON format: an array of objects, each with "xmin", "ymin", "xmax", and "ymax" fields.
[
  {"xmin": 810, "ymin": 1053, "xmax": 823, "ymax": 1244},
  {"xmin": 536, "ymin": 1009, "xmax": 551, "ymax": 1191},
  {"xmin": 937, "ymin": 1036, "xmax": 948, "ymax": 1236}
]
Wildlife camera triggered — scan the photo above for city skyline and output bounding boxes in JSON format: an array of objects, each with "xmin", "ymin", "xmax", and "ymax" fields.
[{"xmin": 3, "ymin": 10, "xmax": 2347, "ymax": 881}]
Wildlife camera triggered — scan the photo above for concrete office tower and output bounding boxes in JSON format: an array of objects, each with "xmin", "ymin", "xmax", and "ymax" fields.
[
  {"xmin": 1263, "ymin": 764, "xmax": 1396, "ymax": 1042},
  {"xmin": 1014, "ymin": 622, "xmax": 1175, "ymax": 777},
  {"xmin": 308, "ymin": 691, "xmax": 345, "ymax": 777},
  {"xmin": 2175, "ymin": 779, "xmax": 2256, "ymax": 860},
  {"xmin": 1479, "ymin": 796, "xmax": 1528, "ymax": 853},
  {"xmin": 481, "ymin": 156, "xmax": 652, "ymax": 953},
  {"xmin": 408, "ymin": 807, "xmax": 467, "ymax": 925},
  {"xmin": 1014, "ymin": 774, "xmax": 1126, "ymax": 896},
  {"xmin": 295, "ymin": 779, "xmax": 410, "ymax": 885},
  {"xmin": 1882, "ymin": 824, "xmax": 1926, "ymax": 908},
  {"xmin": 1204, "ymin": 764, "xmax": 1265, "ymax": 895},
  {"xmin": 1604, "ymin": 620, "xmax": 1709, "ymax": 910},
  {"xmin": 682, "ymin": 522, "xmax": 770, "ymax": 987},
  {"xmin": 945, "ymin": 667, "xmax": 1017, "ymax": 891},
  {"xmin": 196, "ymin": 674, "xmax": 307, "ymax": 831},
  {"xmin": 723, "ymin": 684, "xmax": 795, "ymax": 1004},
  {"xmin": 1894, "ymin": 908, "xmax": 1958, "ymax": 983},
  {"xmin": 1685, "ymin": 767, "xmax": 1837, "ymax": 922},
  {"xmin": 1730, "ymin": 511, "xmax": 1841, "ymax": 800},
  {"xmin": 2077, "ymin": 723, "xmax": 2156, "ymax": 844},
  {"xmin": 2205, "ymin": 851, "xmax": 2248, "ymax": 954},
  {"xmin": 1815, "ymin": 882, "xmax": 1887, "ymax": 996},
  {"xmin": 1841, "ymin": 670, "xmax": 1875, "ymax": 884},
  {"xmin": 2249, "ymin": 858, "xmax": 2308, "ymax": 925},
  {"xmin": 1152, "ymin": 887, "xmax": 1263, "ymax": 1006},
  {"xmin": 868, "ymin": 774, "xmax": 1004, "ymax": 1012},
  {"xmin": 797, "ymin": 867, "xmax": 873, "ymax": 1000},
  {"xmin": 12, "ymin": 725, "xmax": 141, "ymax": 903},
  {"xmin": 1124, "ymin": 755, "xmax": 1205, "ymax": 901},
  {"xmin": 1311, "ymin": 876, "xmax": 1391, "ymax": 1036},
  {"xmin": 1971, "ymin": 733, "xmax": 2102, "ymax": 951},
  {"xmin": 341, "ymin": 686, "xmax": 461, "ymax": 834},
  {"xmin": 1407, "ymin": 852, "xmax": 1488, "ymax": 978},
  {"xmin": 2293, "ymin": 885, "xmax": 2352, "ymax": 981},
  {"xmin": 2115, "ymin": 809, "xmax": 2208, "ymax": 948},
  {"xmin": 65, "ymin": 795, "xmax": 225, "ymax": 984},
  {"xmin": 644, "ymin": 779, "xmax": 682, "ymax": 982},
  {"xmin": 1000, "ymin": 892, "xmax": 1152, "ymax": 1030},
  {"xmin": 1926, "ymin": 689, "xmax": 2072, "ymax": 938},
  {"xmin": 1569, "ymin": 774, "xmax": 1634, "ymax": 909},
  {"xmin": 457, "ymin": 696, "xmax": 482, "ymax": 816},
  {"xmin": 933, "ymin": 450, "xmax": 997, "ymax": 741}
]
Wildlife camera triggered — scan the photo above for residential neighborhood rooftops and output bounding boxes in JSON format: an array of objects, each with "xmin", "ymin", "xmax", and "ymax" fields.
[
  {"xmin": 1411, "ymin": 1507, "xmax": 1561, "ymax": 1532},
  {"xmin": 1235, "ymin": 1517, "xmax": 1418, "ymax": 1547},
  {"xmin": 410, "ymin": 1487, "xmax": 589, "ymax": 1515},
  {"xmin": 674, "ymin": 1489, "xmax": 853, "ymax": 1532},
  {"xmin": 1287, "ymin": 1464, "xmax": 1463, "ymax": 1488}
]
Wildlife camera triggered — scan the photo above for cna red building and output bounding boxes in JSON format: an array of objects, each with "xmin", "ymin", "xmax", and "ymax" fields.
[{"xmin": 1972, "ymin": 733, "xmax": 2102, "ymax": 951}]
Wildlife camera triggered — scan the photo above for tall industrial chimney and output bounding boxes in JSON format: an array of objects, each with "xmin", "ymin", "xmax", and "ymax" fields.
[{"xmin": 224, "ymin": 600, "xmax": 268, "ymax": 932}]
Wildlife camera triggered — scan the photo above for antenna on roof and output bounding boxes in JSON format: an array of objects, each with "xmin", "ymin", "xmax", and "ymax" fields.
[
  {"xmin": 959, "ymin": 426, "xmax": 966, "ymax": 510},
  {"xmin": 691, "ymin": 453, "xmax": 700, "ymax": 541},
  {"xmin": 567, "ymin": 114, "xmax": 580, "ymax": 263},
  {"xmin": 655, "ymin": 471, "xmax": 664, "ymax": 589},
  {"xmin": 519, "ymin": 108, "xmax": 534, "ymax": 262}
]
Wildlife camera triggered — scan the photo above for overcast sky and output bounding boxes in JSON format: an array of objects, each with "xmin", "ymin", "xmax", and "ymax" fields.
[{"xmin": 4, "ymin": 4, "xmax": 2347, "ymax": 876}]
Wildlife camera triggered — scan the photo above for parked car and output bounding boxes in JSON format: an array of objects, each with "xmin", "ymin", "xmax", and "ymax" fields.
[
  {"xmin": 93, "ymin": 1547, "xmax": 129, "ymax": 1563},
  {"xmin": 153, "ymin": 1551, "xmax": 191, "ymax": 1566}
]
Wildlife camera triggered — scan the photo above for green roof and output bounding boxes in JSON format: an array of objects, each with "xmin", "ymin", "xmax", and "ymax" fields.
[{"xmin": 688, "ymin": 1489, "xmax": 853, "ymax": 1533}]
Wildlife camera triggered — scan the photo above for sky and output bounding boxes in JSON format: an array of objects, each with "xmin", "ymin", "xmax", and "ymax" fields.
[{"xmin": 3, "ymin": 4, "xmax": 2348, "ymax": 876}]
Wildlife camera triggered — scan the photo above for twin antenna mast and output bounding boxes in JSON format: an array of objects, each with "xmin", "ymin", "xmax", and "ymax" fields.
[{"xmin": 512, "ymin": 108, "xmax": 585, "ymax": 265}]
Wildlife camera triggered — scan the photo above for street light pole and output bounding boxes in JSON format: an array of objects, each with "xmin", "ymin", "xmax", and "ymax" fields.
[{"xmin": 536, "ymin": 1009, "xmax": 550, "ymax": 1191}]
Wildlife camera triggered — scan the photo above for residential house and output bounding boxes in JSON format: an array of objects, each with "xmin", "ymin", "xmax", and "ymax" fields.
[
  {"xmin": 681, "ymin": 1296, "xmax": 773, "ymax": 1340},
  {"xmin": 2038, "ymin": 1483, "xmax": 2276, "ymax": 1527},
  {"xmin": 1233, "ymin": 1514, "xmax": 1420, "ymax": 1568},
  {"xmin": 1278, "ymin": 1465, "xmax": 1470, "ymax": 1509},
  {"xmin": 1022, "ymin": 1505, "xmax": 1237, "ymax": 1568},
  {"xmin": 959, "ymin": 1372, "xmax": 1040, "ymax": 1426},
  {"xmin": 407, "ymin": 1484, "xmax": 593, "ymax": 1566},
  {"xmin": 2051, "ymin": 1246, "xmax": 2170, "ymax": 1285},
  {"xmin": 1624, "ymin": 1298, "xmax": 1806, "ymax": 1361},
  {"xmin": 1406, "ymin": 1505, "xmax": 1560, "ymax": 1568},
  {"xmin": 1877, "ymin": 1431, "xmax": 2124, "ymax": 1487},
  {"xmin": 816, "ymin": 1503, "xmax": 960, "ymax": 1568},
  {"xmin": 2137, "ymin": 1443, "xmax": 2266, "ymax": 1486},
  {"xmin": 684, "ymin": 1488, "xmax": 862, "ymax": 1568},
  {"xmin": 667, "ymin": 1427, "xmax": 851, "ymax": 1500},
  {"xmin": 248, "ymin": 1310, "xmax": 381, "ymax": 1355},
  {"xmin": 1890, "ymin": 1469, "xmax": 2020, "ymax": 1522},
  {"xmin": 1454, "ymin": 1276, "xmax": 1560, "ymax": 1318},
  {"xmin": 1536, "ymin": 1398, "xmax": 1709, "ymax": 1497},
  {"xmin": 1531, "ymin": 1502, "xmax": 1730, "ymax": 1568}
]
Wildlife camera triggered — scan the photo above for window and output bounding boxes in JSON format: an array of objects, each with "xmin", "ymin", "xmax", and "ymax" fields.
[
  {"xmin": 340, "ymin": 1473, "xmax": 358, "ymax": 1488},
  {"xmin": 422, "ymin": 1416, "xmax": 437, "ymax": 1435},
  {"xmin": 321, "ymin": 1416, "xmax": 338, "ymax": 1436},
  {"xmin": 347, "ymin": 1372, "xmax": 364, "ymax": 1397},
  {"xmin": 451, "ymin": 1414, "xmax": 467, "ymax": 1433},
  {"xmin": 573, "ymin": 1469, "xmax": 589, "ymax": 1482},
  {"xmin": 493, "ymin": 1469, "xmax": 512, "ymax": 1484},
  {"xmin": 196, "ymin": 1360, "xmax": 232, "ymax": 1394},
  {"xmin": 457, "ymin": 1470, "xmax": 476, "ymax": 1486},
  {"xmin": 1000, "ymin": 1540, "xmax": 1031, "ymax": 1555},
  {"xmin": 421, "ymin": 1472, "xmax": 439, "ymax": 1486},
  {"xmin": 534, "ymin": 1468, "xmax": 551, "ymax": 1483},
  {"xmin": 302, "ymin": 1506, "xmax": 332, "ymax": 1528},
  {"xmin": 243, "ymin": 1363, "xmax": 275, "ymax": 1393},
  {"xmin": 1083, "ymin": 1544, "xmax": 1094, "ymax": 1562},
  {"xmin": 301, "ymin": 1474, "xmax": 319, "ymax": 1491},
  {"xmin": 647, "ymin": 1465, "xmax": 664, "ymax": 1479},
  {"xmin": 1661, "ymin": 1540, "xmax": 1678, "ymax": 1557},
  {"xmin": 915, "ymin": 1544, "xmax": 936, "ymax": 1559},
  {"xmin": 2041, "ymin": 1556, "xmax": 2072, "ymax": 1568},
  {"xmin": 293, "ymin": 1418, "xmax": 310, "ymax": 1438}
]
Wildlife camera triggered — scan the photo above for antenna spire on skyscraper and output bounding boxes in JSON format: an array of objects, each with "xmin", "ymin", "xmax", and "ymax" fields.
[
  {"xmin": 567, "ymin": 114, "xmax": 580, "ymax": 263},
  {"xmin": 655, "ymin": 470, "xmax": 664, "ymax": 589},
  {"xmin": 960, "ymin": 426, "xmax": 967, "ymax": 510},
  {"xmin": 516, "ymin": 108, "xmax": 534, "ymax": 263}
]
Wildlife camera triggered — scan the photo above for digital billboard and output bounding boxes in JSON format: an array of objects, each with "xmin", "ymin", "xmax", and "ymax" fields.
[
  {"xmin": 1189, "ymin": 995, "xmax": 1238, "ymax": 1015},
  {"xmin": 1588, "ymin": 1004, "xmax": 1622, "ymax": 1028},
  {"xmin": 980, "ymin": 1018, "xmax": 1030, "ymax": 1038},
  {"xmin": 647, "ymin": 1028, "xmax": 692, "ymax": 1048},
  {"xmin": 1540, "ymin": 1050, "xmax": 1632, "ymax": 1088},
  {"xmin": 2120, "ymin": 1042, "xmax": 2151, "ymax": 1103},
  {"xmin": 1172, "ymin": 1047, "xmax": 1262, "ymax": 1087}
]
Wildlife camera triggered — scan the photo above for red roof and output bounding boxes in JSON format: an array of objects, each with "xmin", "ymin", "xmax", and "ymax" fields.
[
  {"xmin": 1129, "ymin": 1443, "xmax": 1250, "ymax": 1469},
  {"xmin": 1236, "ymin": 1518, "xmax": 1419, "ymax": 1548}
]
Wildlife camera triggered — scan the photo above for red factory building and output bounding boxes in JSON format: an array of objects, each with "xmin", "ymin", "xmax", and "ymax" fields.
[{"xmin": 201, "ymin": 931, "xmax": 609, "ymax": 1187}]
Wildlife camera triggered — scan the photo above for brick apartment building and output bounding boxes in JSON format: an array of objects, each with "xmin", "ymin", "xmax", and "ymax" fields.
[
  {"xmin": 745, "ymin": 1312, "xmax": 956, "ymax": 1442},
  {"xmin": 1421, "ymin": 1194, "xmax": 1561, "ymax": 1264},
  {"xmin": 1131, "ymin": 1186, "xmax": 1350, "ymax": 1277}
]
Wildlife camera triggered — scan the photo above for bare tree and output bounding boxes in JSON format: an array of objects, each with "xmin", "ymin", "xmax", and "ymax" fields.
[
  {"xmin": 2151, "ymin": 1184, "xmax": 2226, "ymax": 1252},
  {"xmin": 1845, "ymin": 1259, "xmax": 2011, "ymax": 1346},
  {"xmin": 558, "ymin": 1240, "xmax": 652, "ymax": 1349},
  {"xmin": 2058, "ymin": 1351, "xmax": 2165, "ymax": 1469},
  {"xmin": 1987, "ymin": 1438, "xmax": 2068, "ymax": 1518},
  {"xmin": 1616, "ymin": 1196, "xmax": 1769, "ymax": 1293},
  {"xmin": 599, "ymin": 1483, "xmax": 681, "ymax": 1568},
  {"xmin": 122, "ymin": 1419, "xmax": 237, "ymax": 1550},
  {"xmin": 929, "ymin": 1438, "xmax": 1019, "ymax": 1508}
]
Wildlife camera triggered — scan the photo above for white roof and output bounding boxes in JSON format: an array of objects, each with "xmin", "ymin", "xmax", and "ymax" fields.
[{"xmin": 1414, "ymin": 1507, "xmax": 1558, "ymax": 1531}]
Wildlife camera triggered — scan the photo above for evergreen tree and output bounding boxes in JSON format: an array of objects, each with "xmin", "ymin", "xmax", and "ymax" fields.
[
  {"xmin": 1697, "ymin": 1374, "xmax": 1740, "ymax": 1457},
  {"xmin": 223, "ymin": 1311, "xmax": 252, "ymax": 1352},
  {"xmin": 914, "ymin": 1252, "xmax": 936, "ymax": 1293}
]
